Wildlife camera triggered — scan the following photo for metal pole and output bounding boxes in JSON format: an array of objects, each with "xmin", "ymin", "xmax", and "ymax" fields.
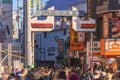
[
  {"xmin": 0, "ymin": 55, "xmax": 7, "ymax": 65},
  {"xmin": 31, "ymin": 32, "xmax": 34, "ymax": 65},
  {"xmin": 24, "ymin": 0, "xmax": 32, "ymax": 67},
  {"xmin": 17, "ymin": 0, "xmax": 21, "ymax": 62},
  {"xmin": 90, "ymin": 32, "xmax": 93, "ymax": 66},
  {"xmin": 17, "ymin": 0, "xmax": 20, "ymax": 31},
  {"xmin": 8, "ymin": 43, "xmax": 11, "ymax": 73},
  {"xmin": 23, "ymin": 0, "xmax": 26, "ymax": 67}
]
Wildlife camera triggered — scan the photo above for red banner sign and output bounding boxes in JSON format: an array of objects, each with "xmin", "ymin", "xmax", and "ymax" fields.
[
  {"xmin": 81, "ymin": 23, "xmax": 96, "ymax": 28},
  {"xmin": 31, "ymin": 23, "xmax": 53, "ymax": 28}
]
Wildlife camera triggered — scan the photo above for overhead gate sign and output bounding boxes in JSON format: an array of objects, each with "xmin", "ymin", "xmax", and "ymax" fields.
[{"xmin": 70, "ymin": 27, "xmax": 84, "ymax": 51}]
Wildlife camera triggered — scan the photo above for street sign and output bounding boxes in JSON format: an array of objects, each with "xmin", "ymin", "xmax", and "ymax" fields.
[{"xmin": 36, "ymin": 10, "xmax": 85, "ymax": 17}]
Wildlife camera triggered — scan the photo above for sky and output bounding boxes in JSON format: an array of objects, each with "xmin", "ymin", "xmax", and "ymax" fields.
[
  {"xmin": 12, "ymin": 0, "xmax": 87, "ymax": 31},
  {"xmin": 12, "ymin": 0, "xmax": 48, "ymax": 11},
  {"xmin": 44, "ymin": 0, "xmax": 86, "ymax": 10}
]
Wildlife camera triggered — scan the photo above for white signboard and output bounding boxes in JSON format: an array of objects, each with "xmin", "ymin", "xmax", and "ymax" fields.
[
  {"xmin": 72, "ymin": 7, "xmax": 96, "ymax": 32},
  {"xmin": 31, "ymin": 7, "xmax": 54, "ymax": 32},
  {"xmin": 72, "ymin": 17, "xmax": 96, "ymax": 32}
]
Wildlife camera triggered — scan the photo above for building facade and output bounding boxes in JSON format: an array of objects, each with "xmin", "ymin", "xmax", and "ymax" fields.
[
  {"xmin": 34, "ymin": 0, "xmax": 87, "ymax": 66},
  {"xmin": 0, "ymin": 0, "xmax": 13, "ymax": 42},
  {"xmin": 34, "ymin": 28, "xmax": 70, "ymax": 65},
  {"xmin": 82, "ymin": 0, "xmax": 120, "ymax": 67},
  {"xmin": 91, "ymin": 0, "xmax": 120, "ymax": 67},
  {"xmin": 96, "ymin": 0, "xmax": 120, "ymax": 38}
]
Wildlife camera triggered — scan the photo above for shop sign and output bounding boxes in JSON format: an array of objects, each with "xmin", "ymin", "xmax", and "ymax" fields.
[
  {"xmin": 70, "ymin": 27, "xmax": 84, "ymax": 51},
  {"xmin": 89, "ymin": 52, "xmax": 100, "ymax": 56},
  {"xmin": 31, "ymin": 23, "xmax": 53, "ymax": 28},
  {"xmin": 58, "ymin": 39, "xmax": 64, "ymax": 53},
  {"xmin": 105, "ymin": 39, "xmax": 120, "ymax": 51},
  {"xmin": 70, "ymin": 42, "xmax": 84, "ymax": 51},
  {"xmin": 87, "ymin": 41, "xmax": 100, "ymax": 56}
]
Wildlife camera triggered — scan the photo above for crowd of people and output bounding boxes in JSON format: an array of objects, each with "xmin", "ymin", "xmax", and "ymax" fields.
[
  {"xmin": 0, "ymin": 62, "xmax": 120, "ymax": 80},
  {"xmin": 55, "ymin": 63, "xmax": 120, "ymax": 80}
]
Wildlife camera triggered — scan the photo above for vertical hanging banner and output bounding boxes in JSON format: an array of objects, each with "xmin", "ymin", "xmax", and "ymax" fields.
[
  {"xmin": 70, "ymin": 27, "xmax": 84, "ymax": 51},
  {"xmin": 30, "ymin": 0, "xmax": 33, "ymax": 7},
  {"xmin": 58, "ymin": 39, "xmax": 64, "ymax": 53}
]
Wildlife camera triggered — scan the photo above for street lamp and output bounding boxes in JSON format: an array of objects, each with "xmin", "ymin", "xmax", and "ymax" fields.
[{"xmin": 55, "ymin": 17, "xmax": 71, "ymax": 27}]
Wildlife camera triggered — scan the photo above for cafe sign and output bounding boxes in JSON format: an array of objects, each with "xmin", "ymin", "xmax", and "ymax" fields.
[{"xmin": 105, "ymin": 39, "xmax": 120, "ymax": 51}]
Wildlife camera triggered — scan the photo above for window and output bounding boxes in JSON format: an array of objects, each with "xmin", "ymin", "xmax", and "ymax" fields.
[
  {"xmin": 44, "ymin": 32, "xmax": 47, "ymax": 38},
  {"xmin": 94, "ymin": 43, "xmax": 97, "ymax": 47},
  {"xmin": 48, "ymin": 53, "xmax": 54, "ymax": 56},
  {"xmin": 63, "ymin": 28, "xmax": 66, "ymax": 35},
  {"xmin": 118, "ymin": 0, "xmax": 120, "ymax": 4},
  {"xmin": 6, "ymin": 25, "xmax": 10, "ymax": 34}
]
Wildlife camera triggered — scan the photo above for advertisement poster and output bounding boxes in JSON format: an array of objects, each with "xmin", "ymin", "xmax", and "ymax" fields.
[
  {"xmin": 110, "ymin": 12, "xmax": 120, "ymax": 38},
  {"xmin": 58, "ymin": 39, "xmax": 64, "ymax": 53}
]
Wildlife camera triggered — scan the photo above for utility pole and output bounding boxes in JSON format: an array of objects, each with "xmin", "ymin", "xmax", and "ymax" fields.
[
  {"xmin": 17, "ymin": 0, "xmax": 20, "ymax": 33},
  {"xmin": 8, "ymin": 43, "xmax": 12, "ymax": 73},
  {"xmin": 24, "ymin": 0, "xmax": 33, "ymax": 67},
  {"xmin": 90, "ymin": 32, "xmax": 93, "ymax": 66},
  {"xmin": 17, "ymin": 0, "xmax": 22, "ymax": 63}
]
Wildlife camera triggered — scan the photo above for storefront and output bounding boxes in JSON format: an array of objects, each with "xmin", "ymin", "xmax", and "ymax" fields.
[{"xmin": 101, "ymin": 38, "xmax": 120, "ymax": 69}]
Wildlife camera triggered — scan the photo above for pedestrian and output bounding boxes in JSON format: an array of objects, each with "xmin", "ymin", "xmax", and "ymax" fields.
[
  {"xmin": 0, "ymin": 65, "xmax": 4, "ymax": 80},
  {"xmin": 67, "ymin": 72, "xmax": 80, "ymax": 80},
  {"xmin": 17, "ymin": 68, "xmax": 28, "ymax": 80},
  {"xmin": 56, "ymin": 71, "xmax": 67, "ymax": 80},
  {"xmin": 92, "ymin": 70, "xmax": 101, "ymax": 80},
  {"xmin": 2, "ymin": 74, "xmax": 9, "ymax": 80},
  {"xmin": 8, "ymin": 73, "xmax": 16, "ymax": 80},
  {"xmin": 106, "ymin": 69, "xmax": 114, "ymax": 80}
]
